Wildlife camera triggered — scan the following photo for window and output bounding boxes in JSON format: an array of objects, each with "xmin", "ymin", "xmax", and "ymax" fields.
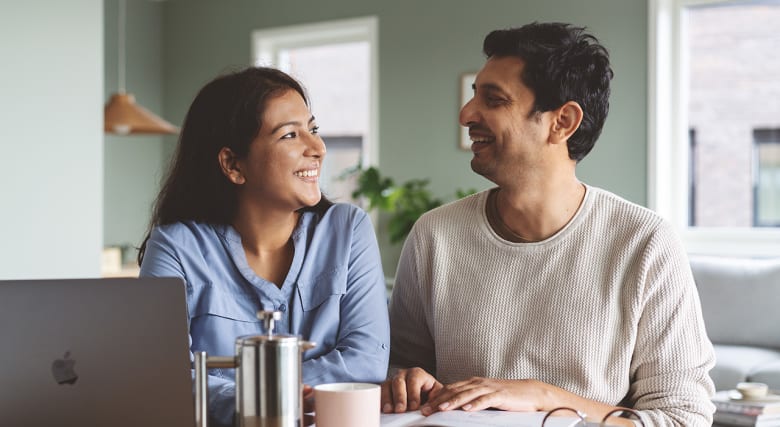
[
  {"xmin": 649, "ymin": 0, "xmax": 780, "ymax": 256},
  {"xmin": 252, "ymin": 17, "xmax": 378, "ymax": 203},
  {"xmin": 754, "ymin": 129, "xmax": 780, "ymax": 226}
]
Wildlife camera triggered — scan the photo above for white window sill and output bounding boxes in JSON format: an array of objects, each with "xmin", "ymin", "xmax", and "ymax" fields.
[{"xmin": 682, "ymin": 228, "xmax": 780, "ymax": 258}]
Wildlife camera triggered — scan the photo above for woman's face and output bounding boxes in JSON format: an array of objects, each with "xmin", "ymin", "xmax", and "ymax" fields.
[{"xmin": 235, "ymin": 89, "xmax": 326, "ymax": 212}]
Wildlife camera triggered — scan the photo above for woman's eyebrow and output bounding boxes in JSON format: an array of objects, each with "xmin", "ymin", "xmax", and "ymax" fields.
[
  {"xmin": 270, "ymin": 121, "xmax": 301, "ymax": 134},
  {"xmin": 270, "ymin": 116, "xmax": 316, "ymax": 134}
]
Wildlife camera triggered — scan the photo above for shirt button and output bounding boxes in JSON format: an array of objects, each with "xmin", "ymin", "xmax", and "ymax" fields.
[{"xmin": 278, "ymin": 304, "xmax": 287, "ymax": 312}]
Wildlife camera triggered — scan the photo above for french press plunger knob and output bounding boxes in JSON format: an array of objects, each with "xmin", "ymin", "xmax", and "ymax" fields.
[{"xmin": 258, "ymin": 310, "xmax": 282, "ymax": 336}]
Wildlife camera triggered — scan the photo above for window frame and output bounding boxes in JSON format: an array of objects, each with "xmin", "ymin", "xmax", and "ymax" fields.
[
  {"xmin": 753, "ymin": 130, "xmax": 780, "ymax": 227},
  {"xmin": 648, "ymin": 0, "xmax": 780, "ymax": 256},
  {"xmin": 251, "ymin": 16, "xmax": 379, "ymax": 170}
]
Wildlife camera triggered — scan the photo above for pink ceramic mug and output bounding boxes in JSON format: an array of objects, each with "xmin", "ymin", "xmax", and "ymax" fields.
[{"xmin": 314, "ymin": 382, "xmax": 380, "ymax": 427}]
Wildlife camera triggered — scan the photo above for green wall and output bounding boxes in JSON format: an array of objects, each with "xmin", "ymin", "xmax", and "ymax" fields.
[
  {"xmin": 104, "ymin": 0, "xmax": 172, "ymax": 255},
  {"xmin": 158, "ymin": 0, "xmax": 648, "ymax": 274},
  {"xmin": 162, "ymin": 1, "xmax": 648, "ymax": 199},
  {"xmin": 4, "ymin": 1, "xmax": 645, "ymax": 276}
]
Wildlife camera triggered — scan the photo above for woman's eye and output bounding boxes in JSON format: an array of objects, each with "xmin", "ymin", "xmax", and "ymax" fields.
[
  {"xmin": 281, "ymin": 131, "xmax": 297, "ymax": 140},
  {"xmin": 310, "ymin": 126, "xmax": 320, "ymax": 134}
]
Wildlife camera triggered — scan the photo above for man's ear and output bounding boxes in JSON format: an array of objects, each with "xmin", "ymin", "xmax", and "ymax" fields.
[
  {"xmin": 217, "ymin": 147, "xmax": 245, "ymax": 185},
  {"xmin": 550, "ymin": 101, "xmax": 584, "ymax": 144}
]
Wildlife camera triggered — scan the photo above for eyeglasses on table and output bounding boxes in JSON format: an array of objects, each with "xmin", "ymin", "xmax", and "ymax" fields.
[{"xmin": 541, "ymin": 406, "xmax": 645, "ymax": 426}]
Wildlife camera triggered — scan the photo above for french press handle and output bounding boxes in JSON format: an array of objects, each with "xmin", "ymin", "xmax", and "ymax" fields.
[{"xmin": 194, "ymin": 352, "xmax": 236, "ymax": 427}]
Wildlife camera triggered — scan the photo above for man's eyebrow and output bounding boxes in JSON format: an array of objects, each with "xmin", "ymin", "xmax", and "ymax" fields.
[
  {"xmin": 475, "ymin": 82, "xmax": 507, "ymax": 95},
  {"xmin": 270, "ymin": 116, "xmax": 316, "ymax": 134}
]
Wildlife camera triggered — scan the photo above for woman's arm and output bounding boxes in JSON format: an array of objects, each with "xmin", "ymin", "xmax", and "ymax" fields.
[
  {"xmin": 302, "ymin": 211, "xmax": 390, "ymax": 384},
  {"xmin": 139, "ymin": 226, "xmax": 236, "ymax": 427}
]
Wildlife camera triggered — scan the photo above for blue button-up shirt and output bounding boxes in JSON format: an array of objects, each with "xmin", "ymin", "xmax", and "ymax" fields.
[{"xmin": 139, "ymin": 203, "xmax": 390, "ymax": 426}]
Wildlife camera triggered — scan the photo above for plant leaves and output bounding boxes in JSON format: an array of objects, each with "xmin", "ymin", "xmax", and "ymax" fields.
[{"xmin": 347, "ymin": 167, "xmax": 477, "ymax": 244}]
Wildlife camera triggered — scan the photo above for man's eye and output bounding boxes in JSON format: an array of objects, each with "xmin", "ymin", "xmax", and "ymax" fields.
[
  {"xmin": 310, "ymin": 126, "xmax": 320, "ymax": 134},
  {"xmin": 281, "ymin": 132, "xmax": 297, "ymax": 139}
]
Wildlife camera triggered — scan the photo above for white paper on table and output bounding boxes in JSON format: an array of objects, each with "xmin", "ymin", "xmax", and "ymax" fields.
[{"xmin": 380, "ymin": 409, "xmax": 584, "ymax": 427}]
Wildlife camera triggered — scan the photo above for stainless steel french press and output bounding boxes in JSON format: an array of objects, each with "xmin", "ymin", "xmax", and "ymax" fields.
[{"xmin": 194, "ymin": 310, "xmax": 316, "ymax": 427}]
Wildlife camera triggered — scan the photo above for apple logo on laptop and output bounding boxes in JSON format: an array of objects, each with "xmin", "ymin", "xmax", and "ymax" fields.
[{"xmin": 51, "ymin": 351, "xmax": 78, "ymax": 385}]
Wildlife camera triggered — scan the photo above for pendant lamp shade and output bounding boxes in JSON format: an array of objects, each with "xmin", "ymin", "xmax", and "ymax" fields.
[
  {"xmin": 104, "ymin": 0, "xmax": 177, "ymax": 135},
  {"xmin": 104, "ymin": 92, "xmax": 178, "ymax": 135}
]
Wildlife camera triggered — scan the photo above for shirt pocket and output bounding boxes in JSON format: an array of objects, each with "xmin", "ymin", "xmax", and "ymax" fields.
[
  {"xmin": 188, "ymin": 285, "xmax": 260, "ymax": 378},
  {"xmin": 188, "ymin": 284, "xmax": 260, "ymax": 332},
  {"xmin": 297, "ymin": 267, "xmax": 346, "ymax": 312}
]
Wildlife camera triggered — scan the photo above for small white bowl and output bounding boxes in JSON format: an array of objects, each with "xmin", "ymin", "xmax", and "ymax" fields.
[{"xmin": 737, "ymin": 382, "xmax": 769, "ymax": 399}]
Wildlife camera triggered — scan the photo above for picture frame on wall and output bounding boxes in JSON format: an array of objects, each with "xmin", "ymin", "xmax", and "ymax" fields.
[{"xmin": 459, "ymin": 72, "xmax": 477, "ymax": 150}]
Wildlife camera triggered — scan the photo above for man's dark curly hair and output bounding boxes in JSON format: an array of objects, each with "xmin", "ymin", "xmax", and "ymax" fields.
[{"xmin": 483, "ymin": 22, "xmax": 614, "ymax": 161}]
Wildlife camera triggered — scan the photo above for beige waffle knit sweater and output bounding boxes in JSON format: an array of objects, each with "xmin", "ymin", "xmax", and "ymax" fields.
[{"xmin": 389, "ymin": 185, "xmax": 715, "ymax": 426}]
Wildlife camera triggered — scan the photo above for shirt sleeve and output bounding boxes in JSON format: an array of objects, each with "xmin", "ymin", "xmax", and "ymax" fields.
[
  {"xmin": 139, "ymin": 227, "xmax": 236, "ymax": 427},
  {"xmin": 301, "ymin": 211, "xmax": 390, "ymax": 384},
  {"xmin": 387, "ymin": 224, "xmax": 437, "ymax": 376},
  {"xmin": 627, "ymin": 221, "xmax": 716, "ymax": 426}
]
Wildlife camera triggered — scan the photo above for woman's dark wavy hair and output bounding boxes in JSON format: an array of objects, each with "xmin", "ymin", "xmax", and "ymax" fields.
[
  {"xmin": 483, "ymin": 22, "xmax": 613, "ymax": 162},
  {"xmin": 137, "ymin": 67, "xmax": 332, "ymax": 265}
]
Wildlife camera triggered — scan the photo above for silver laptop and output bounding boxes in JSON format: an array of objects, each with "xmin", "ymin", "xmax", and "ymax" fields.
[{"xmin": 0, "ymin": 277, "xmax": 195, "ymax": 427}]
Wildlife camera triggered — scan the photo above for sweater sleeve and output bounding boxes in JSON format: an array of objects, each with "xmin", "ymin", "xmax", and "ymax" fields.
[
  {"xmin": 388, "ymin": 224, "xmax": 437, "ymax": 376},
  {"xmin": 627, "ymin": 221, "xmax": 716, "ymax": 426}
]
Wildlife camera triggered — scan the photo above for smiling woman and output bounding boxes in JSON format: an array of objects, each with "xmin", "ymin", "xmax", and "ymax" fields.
[
  {"xmin": 217, "ymin": 89, "xmax": 326, "ymax": 222},
  {"xmin": 252, "ymin": 16, "xmax": 377, "ymax": 205},
  {"xmin": 135, "ymin": 66, "xmax": 390, "ymax": 427}
]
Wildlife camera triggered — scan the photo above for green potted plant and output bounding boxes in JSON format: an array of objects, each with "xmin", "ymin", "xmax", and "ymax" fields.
[{"xmin": 346, "ymin": 166, "xmax": 475, "ymax": 244}]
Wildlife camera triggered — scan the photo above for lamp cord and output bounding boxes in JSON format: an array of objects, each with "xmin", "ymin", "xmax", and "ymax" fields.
[{"xmin": 117, "ymin": 0, "xmax": 126, "ymax": 94}]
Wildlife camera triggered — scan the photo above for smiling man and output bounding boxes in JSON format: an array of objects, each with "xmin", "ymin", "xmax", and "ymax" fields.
[{"xmin": 382, "ymin": 22, "xmax": 716, "ymax": 426}]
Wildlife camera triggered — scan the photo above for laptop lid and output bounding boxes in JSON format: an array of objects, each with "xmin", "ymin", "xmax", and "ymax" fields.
[{"xmin": 0, "ymin": 277, "xmax": 195, "ymax": 427}]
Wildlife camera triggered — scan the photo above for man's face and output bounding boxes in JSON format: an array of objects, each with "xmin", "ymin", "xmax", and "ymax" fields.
[{"xmin": 459, "ymin": 56, "xmax": 554, "ymax": 186}]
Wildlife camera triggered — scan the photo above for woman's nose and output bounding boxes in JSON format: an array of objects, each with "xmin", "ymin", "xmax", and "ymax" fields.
[{"xmin": 305, "ymin": 133, "xmax": 326, "ymax": 158}]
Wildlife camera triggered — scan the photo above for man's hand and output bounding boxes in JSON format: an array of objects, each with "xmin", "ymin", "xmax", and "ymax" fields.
[
  {"xmin": 420, "ymin": 377, "xmax": 637, "ymax": 426},
  {"xmin": 381, "ymin": 367, "xmax": 444, "ymax": 413},
  {"xmin": 419, "ymin": 377, "xmax": 546, "ymax": 415}
]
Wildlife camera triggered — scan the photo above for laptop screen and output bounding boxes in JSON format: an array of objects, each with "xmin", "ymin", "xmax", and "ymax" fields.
[{"xmin": 0, "ymin": 277, "xmax": 195, "ymax": 427}]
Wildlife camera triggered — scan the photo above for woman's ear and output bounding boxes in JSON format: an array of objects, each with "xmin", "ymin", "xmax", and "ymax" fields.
[
  {"xmin": 218, "ymin": 147, "xmax": 245, "ymax": 185},
  {"xmin": 550, "ymin": 101, "xmax": 584, "ymax": 143}
]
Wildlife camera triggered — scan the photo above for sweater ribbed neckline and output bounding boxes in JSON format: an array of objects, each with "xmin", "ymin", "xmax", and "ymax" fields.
[{"xmin": 478, "ymin": 184, "xmax": 593, "ymax": 248}]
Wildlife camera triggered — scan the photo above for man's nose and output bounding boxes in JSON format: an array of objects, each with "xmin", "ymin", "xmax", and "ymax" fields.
[{"xmin": 459, "ymin": 97, "xmax": 478, "ymax": 128}]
